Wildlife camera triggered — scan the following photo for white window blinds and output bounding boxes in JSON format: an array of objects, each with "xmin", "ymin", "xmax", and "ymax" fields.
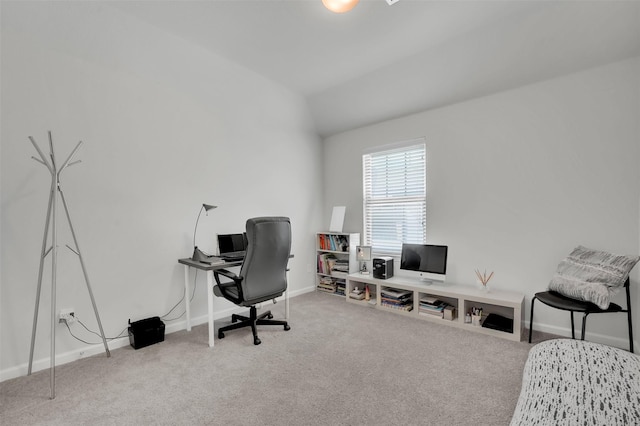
[{"xmin": 362, "ymin": 142, "xmax": 426, "ymax": 256}]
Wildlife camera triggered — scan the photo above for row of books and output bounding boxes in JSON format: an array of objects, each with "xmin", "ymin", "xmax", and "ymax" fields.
[
  {"xmin": 317, "ymin": 253, "xmax": 349, "ymax": 276},
  {"xmin": 317, "ymin": 234, "xmax": 349, "ymax": 252},
  {"xmin": 419, "ymin": 295, "xmax": 456, "ymax": 320},
  {"xmin": 317, "ymin": 276, "xmax": 346, "ymax": 296},
  {"xmin": 380, "ymin": 287, "xmax": 413, "ymax": 312}
]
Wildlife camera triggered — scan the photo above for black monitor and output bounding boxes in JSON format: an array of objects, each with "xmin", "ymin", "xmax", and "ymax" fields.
[{"xmin": 400, "ymin": 243, "xmax": 448, "ymax": 283}]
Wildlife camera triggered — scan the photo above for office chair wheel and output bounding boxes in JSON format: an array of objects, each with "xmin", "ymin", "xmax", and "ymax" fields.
[
  {"xmin": 218, "ymin": 331, "xmax": 225, "ymax": 339},
  {"xmin": 284, "ymin": 324, "xmax": 291, "ymax": 331},
  {"xmin": 254, "ymin": 337, "xmax": 261, "ymax": 345}
]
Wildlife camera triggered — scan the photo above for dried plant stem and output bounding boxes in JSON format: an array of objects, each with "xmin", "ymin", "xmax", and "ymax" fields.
[{"xmin": 475, "ymin": 269, "xmax": 494, "ymax": 286}]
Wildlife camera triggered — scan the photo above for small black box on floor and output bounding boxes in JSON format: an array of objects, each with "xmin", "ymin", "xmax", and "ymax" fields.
[{"xmin": 128, "ymin": 316, "xmax": 165, "ymax": 349}]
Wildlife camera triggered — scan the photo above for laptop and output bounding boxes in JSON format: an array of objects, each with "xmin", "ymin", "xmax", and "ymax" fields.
[{"xmin": 217, "ymin": 233, "xmax": 247, "ymax": 261}]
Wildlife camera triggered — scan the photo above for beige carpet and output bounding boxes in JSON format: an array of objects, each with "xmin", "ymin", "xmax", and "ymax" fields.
[{"xmin": 1, "ymin": 291, "xmax": 553, "ymax": 425}]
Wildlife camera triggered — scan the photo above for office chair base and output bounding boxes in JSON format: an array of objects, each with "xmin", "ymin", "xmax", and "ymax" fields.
[{"xmin": 218, "ymin": 306, "xmax": 290, "ymax": 345}]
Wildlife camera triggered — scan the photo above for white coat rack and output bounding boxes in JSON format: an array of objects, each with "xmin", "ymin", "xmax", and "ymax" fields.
[{"xmin": 27, "ymin": 131, "xmax": 110, "ymax": 399}]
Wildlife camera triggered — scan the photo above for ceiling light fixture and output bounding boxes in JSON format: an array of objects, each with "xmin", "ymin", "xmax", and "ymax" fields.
[{"xmin": 322, "ymin": 0, "xmax": 359, "ymax": 14}]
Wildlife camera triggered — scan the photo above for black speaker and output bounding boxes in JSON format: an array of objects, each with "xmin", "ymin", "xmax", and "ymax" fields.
[{"xmin": 373, "ymin": 257, "xmax": 394, "ymax": 279}]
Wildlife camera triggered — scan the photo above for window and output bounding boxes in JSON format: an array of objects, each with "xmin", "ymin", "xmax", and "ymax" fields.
[{"xmin": 362, "ymin": 141, "xmax": 426, "ymax": 256}]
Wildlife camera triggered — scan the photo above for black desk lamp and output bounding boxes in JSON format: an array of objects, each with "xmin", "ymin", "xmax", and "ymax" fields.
[{"xmin": 192, "ymin": 203, "xmax": 217, "ymax": 262}]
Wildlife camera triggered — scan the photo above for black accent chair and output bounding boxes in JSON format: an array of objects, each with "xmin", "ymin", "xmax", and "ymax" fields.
[
  {"xmin": 213, "ymin": 217, "xmax": 291, "ymax": 345},
  {"xmin": 528, "ymin": 277, "xmax": 633, "ymax": 352}
]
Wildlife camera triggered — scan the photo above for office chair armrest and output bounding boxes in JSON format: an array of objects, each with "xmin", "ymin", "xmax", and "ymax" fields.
[
  {"xmin": 213, "ymin": 268, "xmax": 239, "ymax": 284},
  {"xmin": 213, "ymin": 269, "xmax": 244, "ymax": 304}
]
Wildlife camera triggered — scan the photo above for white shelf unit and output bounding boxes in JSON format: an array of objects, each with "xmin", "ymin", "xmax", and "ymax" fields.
[
  {"xmin": 316, "ymin": 232, "xmax": 360, "ymax": 297},
  {"xmin": 346, "ymin": 273, "xmax": 525, "ymax": 341}
]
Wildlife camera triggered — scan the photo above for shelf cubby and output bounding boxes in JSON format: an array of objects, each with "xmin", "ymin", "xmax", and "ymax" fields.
[
  {"xmin": 316, "ymin": 232, "xmax": 360, "ymax": 297},
  {"xmin": 346, "ymin": 273, "xmax": 524, "ymax": 341}
]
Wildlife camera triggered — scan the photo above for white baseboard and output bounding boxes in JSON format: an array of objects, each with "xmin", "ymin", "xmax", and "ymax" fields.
[
  {"xmin": 0, "ymin": 336, "xmax": 131, "ymax": 383},
  {"xmin": 0, "ymin": 286, "xmax": 316, "ymax": 383}
]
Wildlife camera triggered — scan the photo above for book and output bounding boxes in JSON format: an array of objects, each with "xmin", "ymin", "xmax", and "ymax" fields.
[
  {"xmin": 419, "ymin": 310, "xmax": 443, "ymax": 318},
  {"xmin": 380, "ymin": 287, "xmax": 412, "ymax": 300},
  {"xmin": 420, "ymin": 295, "xmax": 440, "ymax": 305},
  {"xmin": 381, "ymin": 301, "xmax": 413, "ymax": 311}
]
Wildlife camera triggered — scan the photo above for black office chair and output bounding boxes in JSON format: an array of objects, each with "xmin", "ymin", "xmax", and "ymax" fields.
[
  {"xmin": 528, "ymin": 277, "xmax": 633, "ymax": 352},
  {"xmin": 213, "ymin": 217, "xmax": 291, "ymax": 345}
]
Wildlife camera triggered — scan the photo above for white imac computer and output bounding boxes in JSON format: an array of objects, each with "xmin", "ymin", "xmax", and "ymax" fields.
[{"xmin": 399, "ymin": 243, "xmax": 448, "ymax": 284}]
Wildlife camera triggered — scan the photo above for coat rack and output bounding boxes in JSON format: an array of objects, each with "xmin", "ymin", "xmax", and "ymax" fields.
[{"xmin": 27, "ymin": 131, "xmax": 110, "ymax": 399}]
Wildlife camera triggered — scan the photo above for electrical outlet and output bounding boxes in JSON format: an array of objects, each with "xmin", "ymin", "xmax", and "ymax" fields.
[{"xmin": 59, "ymin": 308, "xmax": 76, "ymax": 324}]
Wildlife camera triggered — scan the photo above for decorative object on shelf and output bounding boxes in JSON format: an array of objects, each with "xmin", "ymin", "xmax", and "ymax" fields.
[
  {"xmin": 365, "ymin": 284, "xmax": 371, "ymax": 301},
  {"xmin": 349, "ymin": 286, "xmax": 365, "ymax": 300},
  {"xmin": 356, "ymin": 246, "xmax": 372, "ymax": 274},
  {"xmin": 329, "ymin": 205, "xmax": 346, "ymax": 232},
  {"xmin": 471, "ymin": 307, "xmax": 483, "ymax": 326},
  {"xmin": 443, "ymin": 305, "xmax": 456, "ymax": 321},
  {"xmin": 191, "ymin": 203, "xmax": 217, "ymax": 262},
  {"xmin": 475, "ymin": 269, "xmax": 494, "ymax": 291}
]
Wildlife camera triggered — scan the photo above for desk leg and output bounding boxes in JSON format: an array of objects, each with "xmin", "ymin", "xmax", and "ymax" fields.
[
  {"xmin": 285, "ymin": 269, "xmax": 290, "ymax": 320},
  {"xmin": 206, "ymin": 270, "xmax": 215, "ymax": 348},
  {"xmin": 184, "ymin": 265, "xmax": 191, "ymax": 331},
  {"xmin": 285, "ymin": 291, "xmax": 289, "ymax": 320}
]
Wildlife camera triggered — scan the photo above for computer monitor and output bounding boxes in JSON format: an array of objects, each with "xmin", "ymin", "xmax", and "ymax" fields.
[
  {"xmin": 399, "ymin": 243, "xmax": 448, "ymax": 283},
  {"xmin": 217, "ymin": 233, "xmax": 247, "ymax": 255}
]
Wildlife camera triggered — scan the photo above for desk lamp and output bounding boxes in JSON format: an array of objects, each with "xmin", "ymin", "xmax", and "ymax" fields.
[
  {"xmin": 357, "ymin": 246, "xmax": 372, "ymax": 274},
  {"xmin": 192, "ymin": 203, "xmax": 217, "ymax": 262}
]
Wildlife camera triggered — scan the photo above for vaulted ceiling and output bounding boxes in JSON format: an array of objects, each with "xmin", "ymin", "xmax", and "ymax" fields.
[{"xmin": 112, "ymin": 0, "xmax": 640, "ymax": 138}]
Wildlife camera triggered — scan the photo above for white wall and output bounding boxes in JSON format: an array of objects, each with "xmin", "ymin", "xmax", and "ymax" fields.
[
  {"xmin": 323, "ymin": 57, "xmax": 640, "ymax": 349},
  {"xmin": 0, "ymin": 2, "xmax": 322, "ymax": 380}
]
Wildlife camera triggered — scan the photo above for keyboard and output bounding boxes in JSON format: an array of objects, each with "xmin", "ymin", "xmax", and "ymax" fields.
[{"xmin": 220, "ymin": 251, "xmax": 245, "ymax": 261}]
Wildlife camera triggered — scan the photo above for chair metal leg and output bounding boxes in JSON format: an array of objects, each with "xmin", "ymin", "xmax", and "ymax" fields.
[
  {"xmin": 628, "ymin": 311, "xmax": 634, "ymax": 353},
  {"xmin": 217, "ymin": 307, "xmax": 288, "ymax": 345},
  {"xmin": 581, "ymin": 313, "xmax": 589, "ymax": 341},
  {"xmin": 219, "ymin": 319, "xmax": 252, "ymax": 333},
  {"xmin": 528, "ymin": 297, "xmax": 536, "ymax": 343},
  {"xmin": 250, "ymin": 322, "xmax": 260, "ymax": 345},
  {"xmin": 570, "ymin": 312, "xmax": 576, "ymax": 339},
  {"xmin": 625, "ymin": 283, "xmax": 634, "ymax": 353}
]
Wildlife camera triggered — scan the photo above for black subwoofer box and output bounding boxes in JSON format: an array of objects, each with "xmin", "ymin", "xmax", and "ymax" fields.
[{"xmin": 128, "ymin": 316, "xmax": 165, "ymax": 350}]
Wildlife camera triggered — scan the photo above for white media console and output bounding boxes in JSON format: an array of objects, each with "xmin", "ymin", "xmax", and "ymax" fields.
[{"xmin": 346, "ymin": 273, "xmax": 525, "ymax": 342}]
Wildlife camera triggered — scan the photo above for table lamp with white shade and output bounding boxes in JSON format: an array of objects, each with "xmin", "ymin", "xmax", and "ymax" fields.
[{"xmin": 356, "ymin": 246, "xmax": 372, "ymax": 274}]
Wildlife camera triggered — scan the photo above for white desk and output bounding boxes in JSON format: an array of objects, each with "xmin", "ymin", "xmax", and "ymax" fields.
[{"xmin": 178, "ymin": 257, "xmax": 290, "ymax": 347}]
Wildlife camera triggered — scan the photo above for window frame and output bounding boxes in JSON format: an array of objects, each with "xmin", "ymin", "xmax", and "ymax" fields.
[{"xmin": 362, "ymin": 139, "xmax": 427, "ymax": 257}]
